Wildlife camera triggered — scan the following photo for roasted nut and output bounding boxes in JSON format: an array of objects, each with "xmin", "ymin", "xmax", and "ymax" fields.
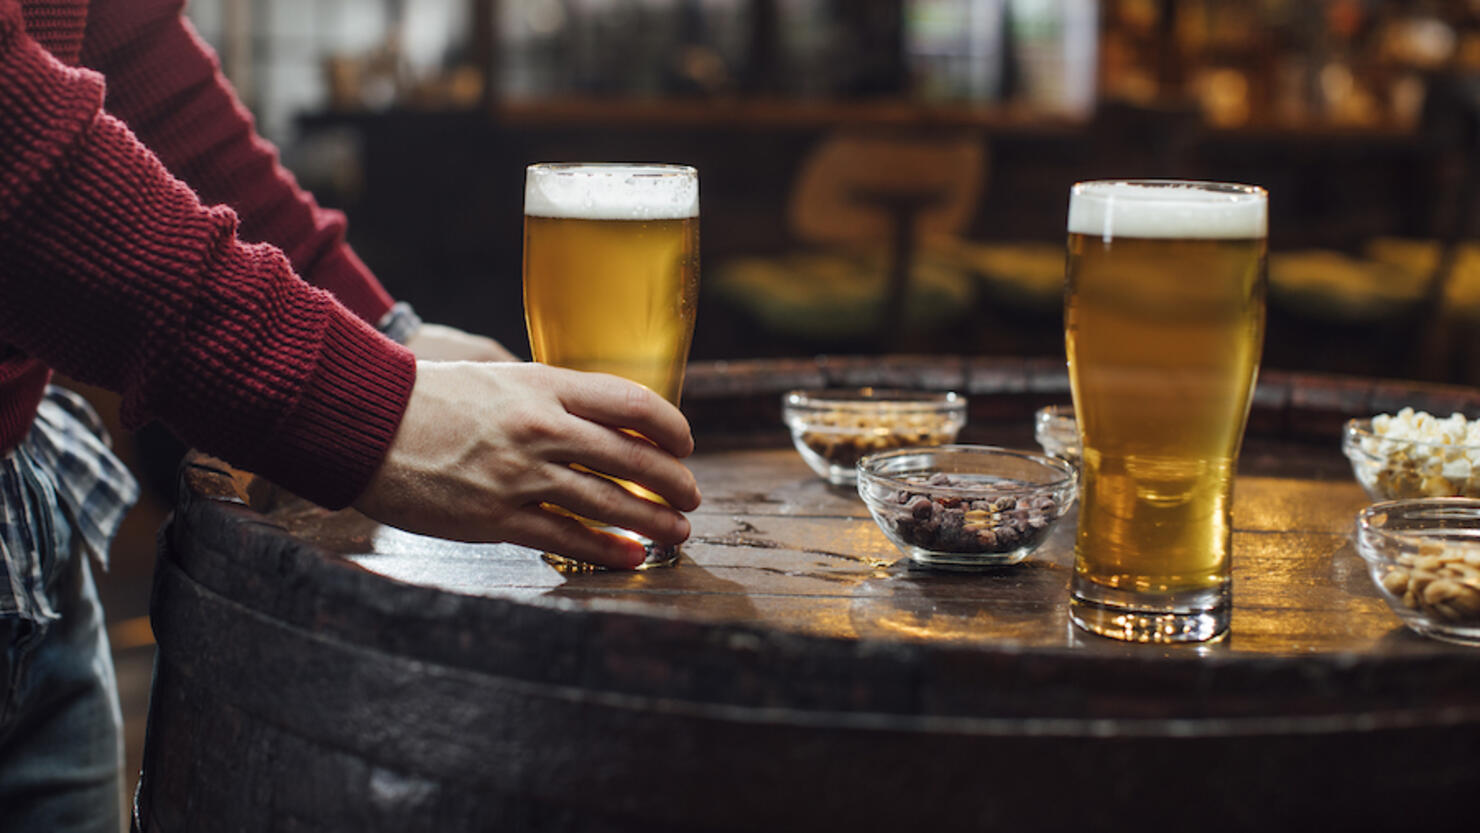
[
  {"xmin": 1408, "ymin": 569, "xmax": 1440, "ymax": 596},
  {"xmin": 1413, "ymin": 554, "xmax": 1444, "ymax": 572},
  {"xmin": 1445, "ymin": 561, "xmax": 1480, "ymax": 581},
  {"xmin": 1381, "ymin": 568, "xmax": 1410, "ymax": 597}
]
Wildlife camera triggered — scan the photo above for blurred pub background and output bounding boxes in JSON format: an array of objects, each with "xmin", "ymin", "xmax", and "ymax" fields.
[{"xmin": 182, "ymin": 0, "xmax": 1480, "ymax": 384}]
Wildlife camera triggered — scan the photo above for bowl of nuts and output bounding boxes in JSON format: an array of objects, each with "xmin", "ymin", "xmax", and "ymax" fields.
[
  {"xmin": 857, "ymin": 445, "xmax": 1077, "ymax": 570},
  {"xmin": 782, "ymin": 388, "xmax": 967, "ymax": 485},
  {"xmin": 1343, "ymin": 409, "xmax": 1480, "ymax": 500},
  {"xmin": 1355, "ymin": 498, "xmax": 1480, "ymax": 645}
]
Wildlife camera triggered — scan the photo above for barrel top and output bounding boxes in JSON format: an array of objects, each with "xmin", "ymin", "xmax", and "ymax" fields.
[
  {"xmin": 240, "ymin": 357, "xmax": 1480, "ymax": 660},
  {"xmin": 167, "ymin": 358, "xmax": 1480, "ymax": 733},
  {"xmin": 270, "ymin": 447, "xmax": 1398, "ymax": 658}
]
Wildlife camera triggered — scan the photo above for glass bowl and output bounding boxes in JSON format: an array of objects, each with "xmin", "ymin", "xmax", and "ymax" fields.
[
  {"xmin": 857, "ymin": 445, "xmax": 1077, "ymax": 570},
  {"xmin": 1034, "ymin": 405, "xmax": 1080, "ymax": 465},
  {"xmin": 1354, "ymin": 498, "xmax": 1480, "ymax": 645},
  {"xmin": 1343, "ymin": 418, "xmax": 1480, "ymax": 500},
  {"xmin": 782, "ymin": 388, "xmax": 967, "ymax": 485}
]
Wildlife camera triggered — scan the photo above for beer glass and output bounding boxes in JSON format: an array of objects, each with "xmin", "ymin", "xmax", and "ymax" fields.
[
  {"xmin": 522, "ymin": 163, "xmax": 700, "ymax": 569},
  {"xmin": 1064, "ymin": 180, "xmax": 1267, "ymax": 642}
]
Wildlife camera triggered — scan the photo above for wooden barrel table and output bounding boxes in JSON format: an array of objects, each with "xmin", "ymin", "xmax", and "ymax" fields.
[{"xmin": 135, "ymin": 357, "xmax": 1480, "ymax": 832}]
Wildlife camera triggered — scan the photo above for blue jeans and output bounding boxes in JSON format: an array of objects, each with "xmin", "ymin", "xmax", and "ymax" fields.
[{"xmin": 0, "ymin": 532, "xmax": 124, "ymax": 833}]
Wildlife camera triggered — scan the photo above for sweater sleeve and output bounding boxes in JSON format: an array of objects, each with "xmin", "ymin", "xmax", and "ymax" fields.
[
  {"xmin": 0, "ymin": 0, "xmax": 415, "ymax": 509},
  {"xmin": 78, "ymin": 0, "xmax": 396, "ymax": 324}
]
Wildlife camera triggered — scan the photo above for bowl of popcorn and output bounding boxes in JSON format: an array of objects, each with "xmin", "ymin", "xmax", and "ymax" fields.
[
  {"xmin": 1343, "ymin": 408, "xmax": 1480, "ymax": 500},
  {"xmin": 1355, "ymin": 498, "xmax": 1480, "ymax": 645},
  {"xmin": 856, "ymin": 445, "xmax": 1077, "ymax": 570},
  {"xmin": 782, "ymin": 388, "xmax": 967, "ymax": 485}
]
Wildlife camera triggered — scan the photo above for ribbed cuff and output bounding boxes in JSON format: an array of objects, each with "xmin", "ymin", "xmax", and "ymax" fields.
[
  {"xmin": 309, "ymin": 245, "xmax": 395, "ymax": 325},
  {"xmin": 257, "ymin": 309, "xmax": 415, "ymax": 509}
]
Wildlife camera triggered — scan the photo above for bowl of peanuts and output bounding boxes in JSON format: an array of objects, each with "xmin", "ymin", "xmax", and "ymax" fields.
[
  {"xmin": 1343, "ymin": 409, "xmax": 1480, "ymax": 500},
  {"xmin": 782, "ymin": 388, "xmax": 967, "ymax": 485},
  {"xmin": 1355, "ymin": 498, "xmax": 1480, "ymax": 645},
  {"xmin": 857, "ymin": 445, "xmax": 1077, "ymax": 570}
]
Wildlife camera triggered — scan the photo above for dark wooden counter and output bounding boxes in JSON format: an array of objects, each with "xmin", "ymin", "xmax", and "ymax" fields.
[{"xmin": 136, "ymin": 357, "xmax": 1480, "ymax": 833}]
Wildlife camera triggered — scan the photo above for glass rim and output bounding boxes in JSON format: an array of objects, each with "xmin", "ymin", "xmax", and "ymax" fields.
[
  {"xmin": 1356, "ymin": 497, "xmax": 1480, "ymax": 559},
  {"xmin": 783, "ymin": 388, "xmax": 964, "ymax": 409},
  {"xmin": 1071, "ymin": 179, "xmax": 1267, "ymax": 202},
  {"xmin": 1360, "ymin": 496, "xmax": 1480, "ymax": 521},
  {"xmin": 526, "ymin": 162, "xmax": 697, "ymax": 178},
  {"xmin": 856, "ymin": 444, "xmax": 1077, "ymax": 493}
]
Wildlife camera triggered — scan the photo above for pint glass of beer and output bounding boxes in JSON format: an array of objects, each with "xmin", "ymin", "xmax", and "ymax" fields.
[
  {"xmin": 1065, "ymin": 180, "xmax": 1267, "ymax": 642},
  {"xmin": 522, "ymin": 163, "xmax": 700, "ymax": 568}
]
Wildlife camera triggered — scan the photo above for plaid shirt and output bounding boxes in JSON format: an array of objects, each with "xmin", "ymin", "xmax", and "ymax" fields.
[{"xmin": 0, "ymin": 386, "xmax": 139, "ymax": 625}]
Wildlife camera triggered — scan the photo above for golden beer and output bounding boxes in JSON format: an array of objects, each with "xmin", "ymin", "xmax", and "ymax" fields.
[
  {"xmin": 522, "ymin": 163, "xmax": 699, "ymax": 566},
  {"xmin": 1065, "ymin": 181, "xmax": 1267, "ymax": 642},
  {"xmin": 523, "ymin": 214, "xmax": 698, "ymax": 405}
]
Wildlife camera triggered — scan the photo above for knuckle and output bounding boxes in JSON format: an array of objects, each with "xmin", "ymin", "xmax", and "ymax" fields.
[
  {"xmin": 620, "ymin": 382, "xmax": 654, "ymax": 423},
  {"xmin": 622, "ymin": 434, "xmax": 656, "ymax": 477},
  {"xmin": 598, "ymin": 475, "xmax": 634, "ymax": 516}
]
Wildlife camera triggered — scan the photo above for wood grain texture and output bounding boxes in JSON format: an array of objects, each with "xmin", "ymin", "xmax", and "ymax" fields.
[{"xmin": 135, "ymin": 358, "xmax": 1480, "ymax": 833}]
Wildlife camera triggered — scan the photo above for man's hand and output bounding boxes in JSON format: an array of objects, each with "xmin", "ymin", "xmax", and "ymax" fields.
[
  {"xmin": 353, "ymin": 362, "xmax": 701, "ymax": 569},
  {"xmin": 404, "ymin": 323, "xmax": 519, "ymax": 362}
]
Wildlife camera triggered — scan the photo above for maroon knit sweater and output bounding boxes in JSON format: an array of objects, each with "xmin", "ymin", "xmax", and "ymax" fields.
[{"xmin": 0, "ymin": 0, "xmax": 417, "ymax": 509}]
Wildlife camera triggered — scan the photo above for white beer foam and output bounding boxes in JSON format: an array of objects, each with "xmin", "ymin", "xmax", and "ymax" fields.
[
  {"xmin": 525, "ymin": 164, "xmax": 699, "ymax": 220},
  {"xmin": 1068, "ymin": 181, "xmax": 1266, "ymax": 240}
]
